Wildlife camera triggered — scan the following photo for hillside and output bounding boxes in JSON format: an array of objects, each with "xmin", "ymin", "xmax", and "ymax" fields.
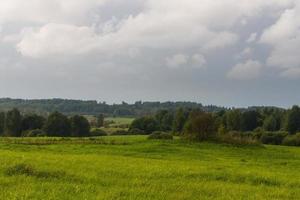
[{"xmin": 0, "ymin": 98, "xmax": 225, "ymax": 116}]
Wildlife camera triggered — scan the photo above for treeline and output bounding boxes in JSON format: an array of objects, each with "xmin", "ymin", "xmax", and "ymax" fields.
[
  {"xmin": 0, "ymin": 98, "xmax": 223, "ymax": 116},
  {"xmin": 129, "ymin": 106, "xmax": 300, "ymax": 146},
  {"xmin": 0, "ymin": 109, "xmax": 90, "ymax": 137}
]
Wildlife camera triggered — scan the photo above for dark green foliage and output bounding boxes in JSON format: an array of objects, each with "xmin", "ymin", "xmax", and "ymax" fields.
[
  {"xmin": 183, "ymin": 110, "xmax": 215, "ymax": 141},
  {"xmin": 0, "ymin": 112, "xmax": 5, "ymax": 136},
  {"xmin": 148, "ymin": 131, "xmax": 173, "ymax": 140},
  {"xmin": 0, "ymin": 98, "xmax": 215, "ymax": 116},
  {"xmin": 286, "ymin": 106, "xmax": 300, "ymax": 134},
  {"xmin": 70, "ymin": 115, "xmax": 90, "ymax": 137},
  {"xmin": 21, "ymin": 114, "xmax": 45, "ymax": 131},
  {"xmin": 90, "ymin": 129, "xmax": 107, "ymax": 136},
  {"xmin": 128, "ymin": 128, "xmax": 145, "ymax": 135},
  {"xmin": 5, "ymin": 108, "xmax": 22, "ymax": 137},
  {"xmin": 172, "ymin": 108, "xmax": 189, "ymax": 133},
  {"xmin": 282, "ymin": 133, "xmax": 300, "ymax": 146},
  {"xmin": 44, "ymin": 112, "xmax": 71, "ymax": 137},
  {"xmin": 155, "ymin": 110, "xmax": 174, "ymax": 131},
  {"xmin": 263, "ymin": 116, "xmax": 278, "ymax": 131},
  {"xmin": 111, "ymin": 130, "xmax": 129, "ymax": 136},
  {"xmin": 260, "ymin": 131, "xmax": 288, "ymax": 145},
  {"xmin": 240, "ymin": 111, "xmax": 261, "ymax": 131},
  {"xmin": 225, "ymin": 110, "xmax": 242, "ymax": 131},
  {"xmin": 130, "ymin": 116, "xmax": 159, "ymax": 134}
]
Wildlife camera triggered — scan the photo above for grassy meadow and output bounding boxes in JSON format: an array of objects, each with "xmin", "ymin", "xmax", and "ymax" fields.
[{"xmin": 0, "ymin": 136, "xmax": 300, "ymax": 200}]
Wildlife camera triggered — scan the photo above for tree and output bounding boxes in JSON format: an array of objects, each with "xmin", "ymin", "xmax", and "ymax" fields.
[
  {"xmin": 240, "ymin": 110, "xmax": 261, "ymax": 131},
  {"xmin": 263, "ymin": 115, "xmax": 277, "ymax": 131},
  {"xmin": 286, "ymin": 106, "xmax": 300, "ymax": 134},
  {"xmin": 70, "ymin": 115, "xmax": 90, "ymax": 137},
  {"xmin": 5, "ymin": 108, "xmax": 22, "ymax": 137},
  {"xmin": 21, "ymin": 114, "xmax": 46, "ymax": 131},
  {"xmin": 225, "ymin": 110, "xmax": 242, "ymax": 131},
  {"xmin": 130, "ymin": 116, "xmax": 159, "ymax": 134},
  {"xmin": 155, "ymin": 110, "xmax": 174, "ymax": 131},
  {"xmin": 172, "ymin": 108, "xmax": 188, "ymax": 133},
  {"xmin": 44, "ymin": 112, "xmax": 71, "ymax": 137},
  {"xmin": 183, "ymin": 110, "xmax": 215, "ymax": 141},
  {"xmin": 96, "ymin": 114, "xmax": 104, "ymax": 127},
  {"xmin": 0, "ymin": 112, "xmax": 5, "ymax": 136}
]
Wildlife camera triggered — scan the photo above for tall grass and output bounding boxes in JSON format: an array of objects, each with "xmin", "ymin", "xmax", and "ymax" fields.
[{"xmin": 0, "ymin": 136, "xmax": 299, "ymax": 200}]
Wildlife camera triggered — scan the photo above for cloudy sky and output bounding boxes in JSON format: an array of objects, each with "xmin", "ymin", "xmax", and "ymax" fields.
[{"xmin": 0, "ymin": 0, "xmax": 300, "ymax": 107}]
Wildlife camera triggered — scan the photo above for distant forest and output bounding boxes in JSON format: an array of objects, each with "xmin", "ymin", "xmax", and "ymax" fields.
[{"xmin": 0, "ymin": 98, "xmax": 227, "ymax": 116}]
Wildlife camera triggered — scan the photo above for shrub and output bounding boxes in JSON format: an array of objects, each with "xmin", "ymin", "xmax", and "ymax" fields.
[
  {"xmin": 160, "ymin": 132, "xmax": 174, "ymax": 140},
  {"xmin": 282, "ymin": 133, "xmax": 300, "ymax": 146},
  {"xmin": 129, "ymin": 116, "xmax": 159, "ymax": 134},
  {"xmin": 90, "ymin": 129, "xmax": 107, "ymax": 136},
  {"xmin": 217, "ymin": 131, "xmax": 260, "ymax": 146},
  {"xmin": 128, "ymin": 128, "xmax": 145, "ymax": 135},
  {"xmin": 22, "ymin": 129, "xmax": 46, "ymax": 137},
  {"xmin": 148, "ymin": 131, "xmax": 173, "ymax": 140},
  {"xmin": 111, "ymin": 130, "xmax": 129, "ymax": 136},
  {"xmin": 260, "ymin": 131, "xmax": 288, "ymax": 145}
]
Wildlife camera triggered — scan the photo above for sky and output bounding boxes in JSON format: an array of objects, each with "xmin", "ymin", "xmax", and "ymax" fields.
[{"xmin": 0, "ymin": 0, "xmax": 300, "ymax": 107}]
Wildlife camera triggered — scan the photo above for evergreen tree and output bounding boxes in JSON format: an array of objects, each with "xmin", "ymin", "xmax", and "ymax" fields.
[
  {"xmin": 172, "ymin": 108, "xmax": 188, "ymax": 133},
  {"xmin": 286, "ymin": 106, "xmax": 300, "ymax": 134},
  {"xmin": 5, "ymin": 108, "xmax": 22, "ymax": 137},
  {"xmin": 0, "ymin": 112, "xmax": 5, "ymax": 136}
]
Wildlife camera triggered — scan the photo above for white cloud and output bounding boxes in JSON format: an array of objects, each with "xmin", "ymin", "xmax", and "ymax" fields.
[
  {"xmin": 15, "ymin": 0, "xmax": 293, "ymax": 58},
  {"xmin": 166, "ymin": 54, "xmax": 188, "ymax": 68},
  {"xmin": 191, "ymin": 54, "xmax": 207, "ymax": 68},
  {"xmin": 1, "ymin": 0, "xmax": 300, "ymax": 105},
  {"xmin": 17, "ymin": 23, "xmax": 99, "ymax": 58},
  {"xmin": 247, "ymin": 33, "xmax": 257, "ymax": 43},
  {"xmin": 227, "ymin": 60, "xmax": 263, "ymax": 80},
  {"xmin": 238, "ymin": 47, "xmax": 253, "ymax": 59},
  {"xmin": 0, "ymin": 0, "xmax": 107, "ymax": 25},
  {"xmin": 261, "ymin": 2, "xmax": 300, "ymax": 78},
  {"xmin": 165, "ymin": 53, "xmax": 207, "ymax": 69}
]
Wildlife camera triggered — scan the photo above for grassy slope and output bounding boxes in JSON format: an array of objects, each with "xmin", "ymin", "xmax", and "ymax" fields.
[{"xmin": 0, "ymin": 136, "xmax": 299, "ymax": 200}]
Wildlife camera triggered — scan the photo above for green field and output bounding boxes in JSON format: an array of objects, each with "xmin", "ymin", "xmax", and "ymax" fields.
[
  {"xmin": 105, "ymin": 117, "xmax": 135, "ymax": 127},
  {"xmin": 0, "ymin": 136, "xmax": 300, "ymax": 200}
]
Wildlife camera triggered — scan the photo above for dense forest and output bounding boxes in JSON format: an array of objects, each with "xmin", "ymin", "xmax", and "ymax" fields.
[
  {"xmin": 129, "ymin": 106, "xmax": 300, "ymax": 146},
  {"xmin": 0, "ymin": 98, "xmax": 225, "ymax": 116},
  {"xmin": 1, "ymin": 104, "xmax": 300, "ymax": 146}
]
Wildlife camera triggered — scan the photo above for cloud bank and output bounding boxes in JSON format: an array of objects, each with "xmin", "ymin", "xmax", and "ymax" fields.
[{"xmin": 0, "ymin": 0, "xmax": 300, "ymax": 106}]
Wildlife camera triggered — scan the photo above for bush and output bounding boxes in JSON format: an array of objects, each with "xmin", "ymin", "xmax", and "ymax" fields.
[
  {"xmin": 282, "ymin": 133, "xmax": 300, "ymax": 146},
  {"xmin": 217, "ymin": 131, "xmax": 260, "ymax": 146},
  {"xmin": 129, "ymin": 116, "xmax": 159, "ymax": 134},
  {"xmin": 148, "ymin": 131, "xmax": 173, "ymax": 140},
  {"xmin": 260, "ymin": 131, "xmax": 288, "ymax": 145},
  {"xmin": 90, "ymin": 129, "xmax": 107, "ymax": 137},
  {"xmin": 128, "ymin": 128, "xmax": 145, "ymax": 135},
  {"xmin": 22, "ymin": 129, "xmax": 46, "ymax": 137},
  {"xmin": 111, "ymin": 130, "xmax": 129, "ymax": 136}
]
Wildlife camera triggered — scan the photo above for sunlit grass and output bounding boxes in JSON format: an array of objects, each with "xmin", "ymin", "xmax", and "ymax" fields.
[{"xmin": 0, "ymin": 136, "xmax": 299, "ymax": 199}]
